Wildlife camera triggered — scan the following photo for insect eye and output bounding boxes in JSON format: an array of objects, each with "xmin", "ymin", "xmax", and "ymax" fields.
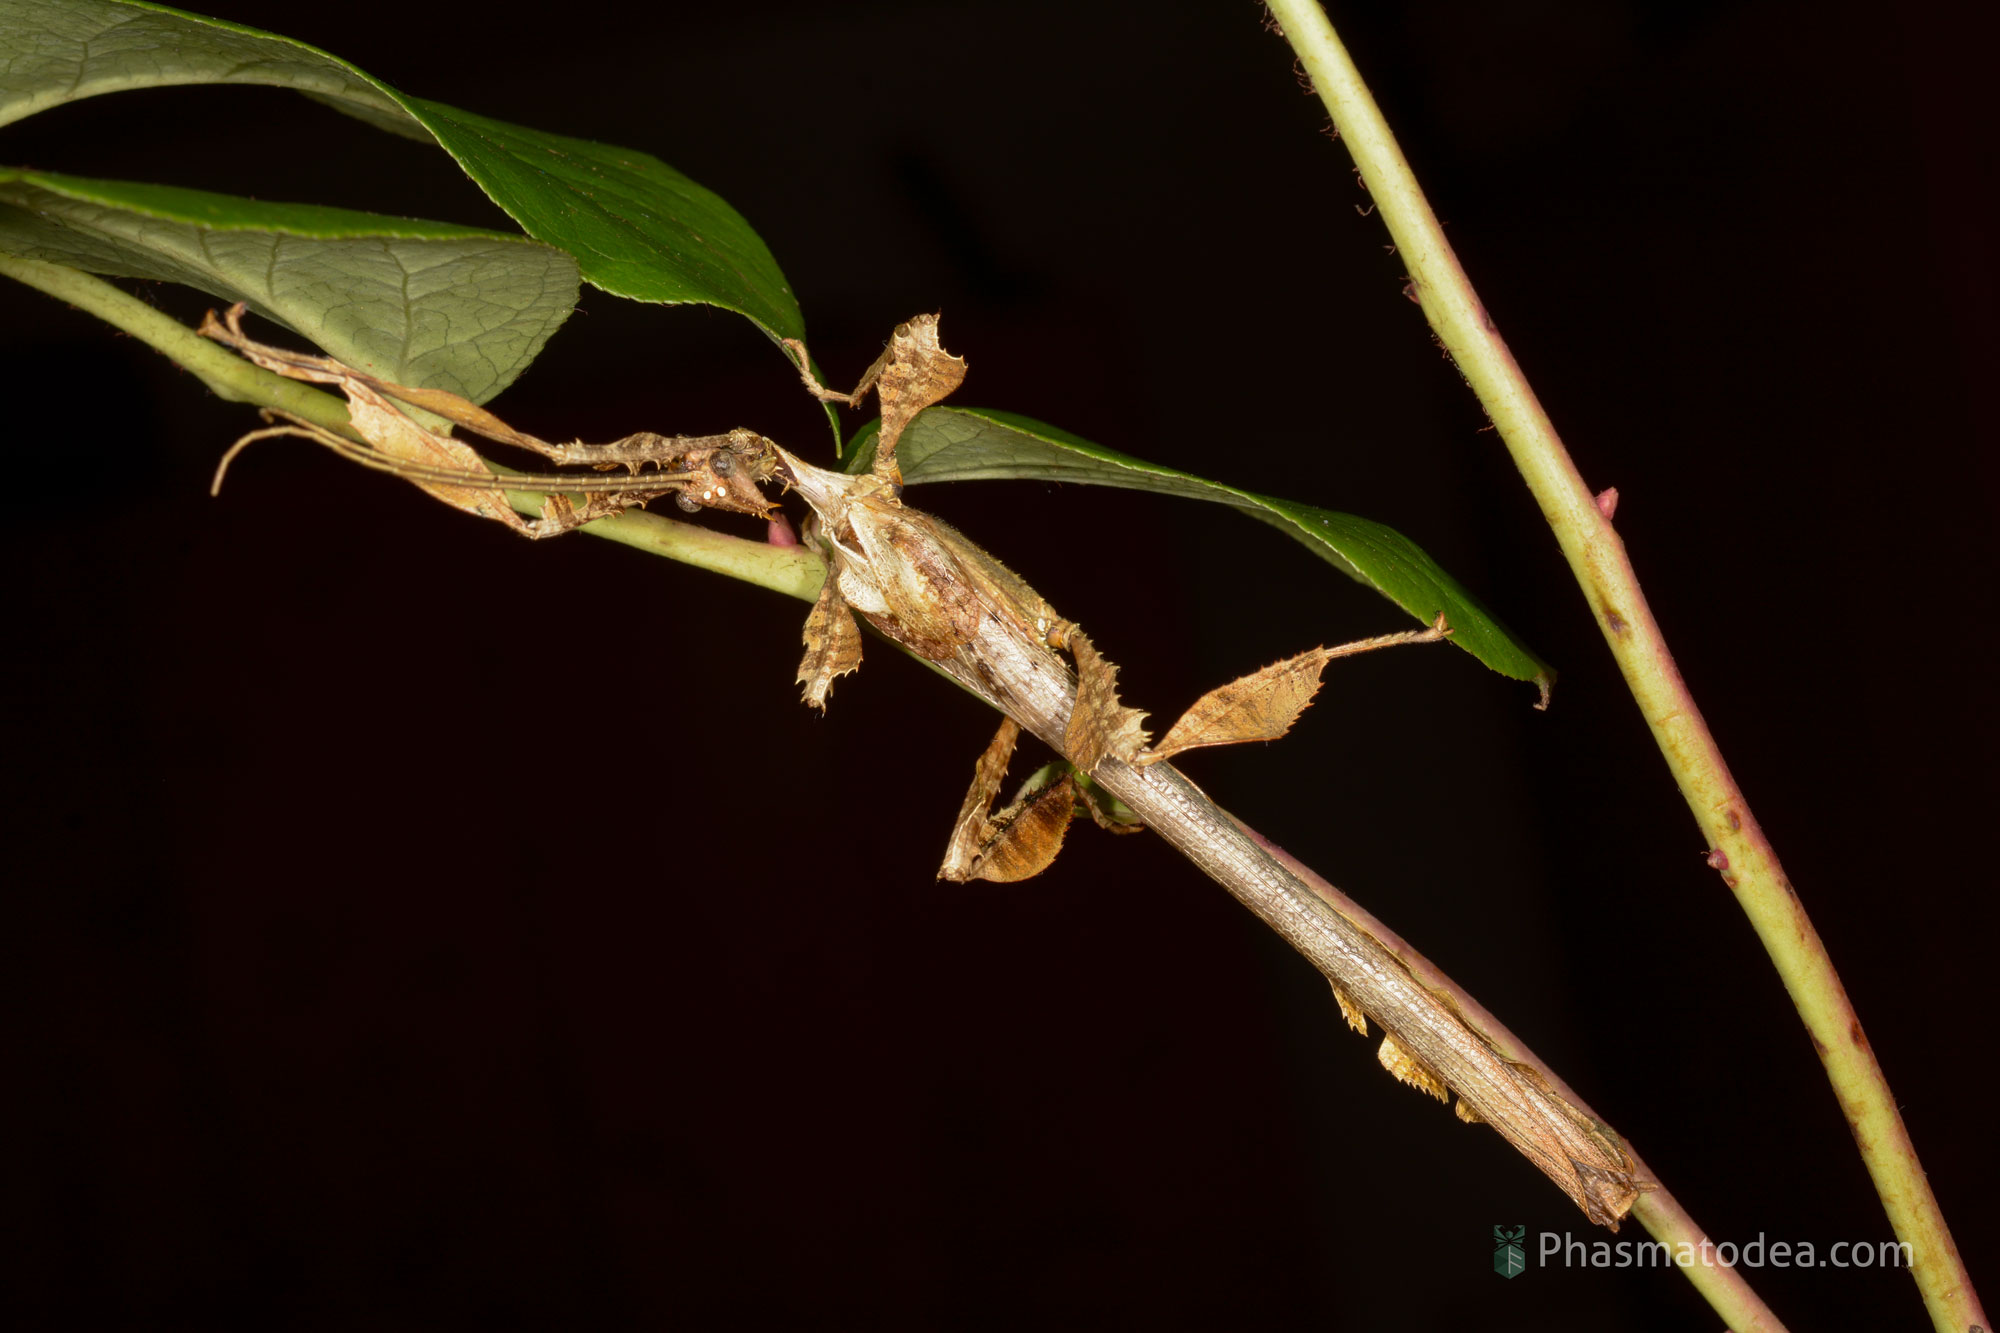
[
  {"xmin": 711, "ymin": 452, "xmax": 735, "ymax": 477},
  {"xmin": 676, "ymin": 491, "xmax": 703, "ymax": 513}
]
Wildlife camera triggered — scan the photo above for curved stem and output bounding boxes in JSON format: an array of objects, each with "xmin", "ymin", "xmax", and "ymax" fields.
[{"xmin": 1259, "ymin": 4, "xmax": 1983, "ymax": 1330}]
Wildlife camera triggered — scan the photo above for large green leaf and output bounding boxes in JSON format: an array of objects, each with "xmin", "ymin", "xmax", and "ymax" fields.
[
  {"xmin": 0, "ymin": 0, "xmax": 803, "ymax": 341},
  {"xmin": 849, "ymin": 407, "xmax": 1551, "ymax": 687},
  {"xmin": 0, "ymin": 169, "xmax": 577, "ymax": 402}
]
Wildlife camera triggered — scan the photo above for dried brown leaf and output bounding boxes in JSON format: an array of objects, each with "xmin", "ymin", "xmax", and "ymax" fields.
[
  {"xmin": 797, "ymin": 575, "xmax": 864, "ymax": 711},
  {"xmin": 1063, "ymin": 629, "xmax": 1150, "ymax": 775}
]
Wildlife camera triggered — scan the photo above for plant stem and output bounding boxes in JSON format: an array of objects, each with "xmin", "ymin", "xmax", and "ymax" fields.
[
  {"xmin": 0, "ymin": 251, "xmax": 355, "ymax": 432},
  {"xmin": 1261, "ymin": 4, "xmax": 1984, "ymax": 1330}
]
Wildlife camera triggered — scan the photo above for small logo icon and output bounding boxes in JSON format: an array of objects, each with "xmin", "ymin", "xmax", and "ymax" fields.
[{"xmin": 1493, "ymin": 1225, "xmax": 1527, "ymax": 1279}]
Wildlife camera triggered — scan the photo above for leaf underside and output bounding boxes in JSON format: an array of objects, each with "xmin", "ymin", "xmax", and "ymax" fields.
[
  {"xmin": 0, "ymin": 0, "xmax": 804, "ymax": 342},
  {"xmin": 0, "ymin": 169, "xmax": 577, "ymax": 402},
  {"xmin": 849, "ymin": 407, "xmax": 1551, "ymax": 685}
]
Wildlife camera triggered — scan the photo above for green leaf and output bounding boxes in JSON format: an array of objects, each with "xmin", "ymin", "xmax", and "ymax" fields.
[
  {"xmin": 850, "ymin": 407, "xmax": 1551, "ymax": 687},
  {"xmin": 0, "ymin": 0, "xmax": 803, "ymax": 341},
  {"xmin": 0, "ymin": 169, "xmax": 578, "ymax": 402}
]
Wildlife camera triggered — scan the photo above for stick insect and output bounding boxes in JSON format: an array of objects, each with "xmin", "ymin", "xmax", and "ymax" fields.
[{"xmin": 199, "ymin": 305, "xmax": 1643, "ymax": 1226}]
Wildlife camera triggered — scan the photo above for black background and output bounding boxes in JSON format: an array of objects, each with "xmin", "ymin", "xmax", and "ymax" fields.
[{"xmin": 5, "ymin": 1, "xmax": 1994, "ymax": 1328}]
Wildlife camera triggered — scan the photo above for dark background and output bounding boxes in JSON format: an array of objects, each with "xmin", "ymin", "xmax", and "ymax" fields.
[{"xmin": 5, "ymin": 0, "xmax": 1994, "ymax": 1328}]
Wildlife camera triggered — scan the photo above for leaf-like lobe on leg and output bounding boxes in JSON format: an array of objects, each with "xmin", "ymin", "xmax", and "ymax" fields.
[
  {"xmin": 1063, "ymin": 629, "xmax": 1150, "ymax": 775},
  {"xmin": 940, "ymin": 718, "xmax": 1021, "ymax": 881},
  {"xmin": 868, "ymin": 314, "xmax": 967, "ymax": 473},
  {"xmin": 939, "ymin": 720, "xmax": 1076, "ymax": 883},
  {"xmin": 797, "ymin": 575, "xmax": 864, "ymax": 711},
  {"xmin": 1139, "ymin": 617, "xmax": 1453, "ymax": 765},
  {"xmin": 781, "ymin": 315, "xmax": 966, "ymax": 487},
  {"xmin": 1379, "ymin": 1033, "xmax": 1451, "ymax": 1103},
  {"xmin": 969, "ymin": 775, "xmax": 1076, "ymax": 883},
  {"xmin": 1329, "ymin": 981, "xmax": 1369, "ymax": 1036},
  {"xmin": 1141, "ymin": 645, "xmax": 1336, "ymax": 766}
]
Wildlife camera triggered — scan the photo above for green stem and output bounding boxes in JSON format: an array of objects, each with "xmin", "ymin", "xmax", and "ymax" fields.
[
  {"xmin": 0, "ymin": 250, "xmax": 354, "ymax": 432},
  {"xmin": 1261, "ymin": 4, "xmax": 1982, "ymax": 1331},
  {"xmin": 0, "ymin": 251, "xmax": 826, "ymax": 606}
]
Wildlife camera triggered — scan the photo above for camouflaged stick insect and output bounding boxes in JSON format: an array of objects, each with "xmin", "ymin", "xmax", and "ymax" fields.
[
  {"xmin": 775, "ymin": 319, "xmax": 1643, "ymax": 1227},
  {"xmin": 197, "ymin": 306, "xmax": 1641, "ymax": 1226}
]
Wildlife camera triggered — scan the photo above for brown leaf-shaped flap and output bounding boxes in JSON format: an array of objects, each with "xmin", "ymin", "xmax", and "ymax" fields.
[
  {"xmin": 967, "ymin": 776, "xmax": 1076, "ymax": 883},
  {"xmin": 869, "ymin": 314, "xmax": 967, "ymax": 467},
  {"xmin": 1378, "ymin": 1033, "xmax": 1451, "ymax": 1103},
  {"xmin": 200, "ymin": 305, "xmax": 555, "ymax": 452},
  {"xmin": 1139, "ymin": 617, "xmax": 1452, "ymax": 766},
  {"xmin": 338, "ymin": 391, "xmax": 518, "ymax": 518},
  {"xmin": 797, "ymin": 575, "xmax": 864, "ymax": 711},
  {"xmin": 1141, "ymin": 645, "xmax": 1335, "ymax": 766},
  {"xmin": 341, "ymin": 378, "xmax": 552, "ymax": 457},
  {"xmin": 1063, "ymin": 629, "xmax": 1150, "ymax": 775},
  {"xmin": 1329, "ymin": 981, "xmax": 1369, "ymax": 1036},
  {"xmin": 939, "ymin": 721, "xmax": 1077, "ymax": 884},
  {"xmin": 939, "ymin": 719, "xmax": 1022, "ymax": 882}
]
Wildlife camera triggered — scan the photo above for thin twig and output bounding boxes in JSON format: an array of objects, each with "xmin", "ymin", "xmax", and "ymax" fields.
[{"xmin": 1258, "ymin": 3, "xmax": 1984, "ymax": 1330}]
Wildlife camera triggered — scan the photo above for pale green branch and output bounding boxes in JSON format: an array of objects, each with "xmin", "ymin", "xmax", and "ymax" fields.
[{"xmin": 1260, "ymin": 3, "xmax": 1983, "ymax": 1331}]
